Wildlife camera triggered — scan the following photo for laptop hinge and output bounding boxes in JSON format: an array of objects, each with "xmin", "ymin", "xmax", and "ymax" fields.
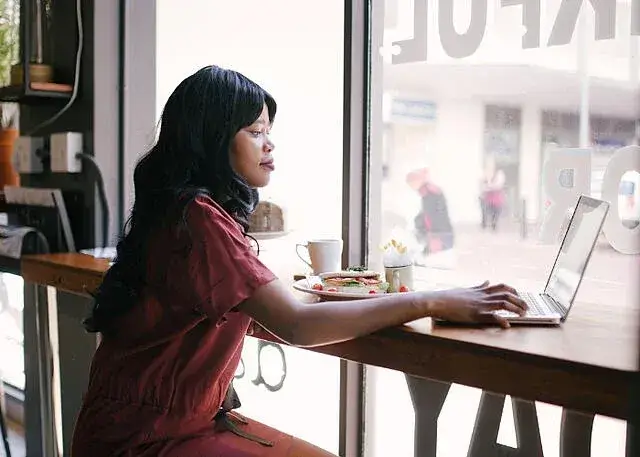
[{"xmin": 544, "ymin": 294, "xmax": 568, "ymax": 315}]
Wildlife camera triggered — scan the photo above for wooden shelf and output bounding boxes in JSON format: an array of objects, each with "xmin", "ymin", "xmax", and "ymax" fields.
[{"xmin": 0, "ymin": 82, "xmax": 73, "ymax": 104}]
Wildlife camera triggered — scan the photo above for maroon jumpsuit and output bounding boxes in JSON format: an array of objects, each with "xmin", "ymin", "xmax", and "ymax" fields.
[{"xmin": 71, "ymin": 196, "xmax": 334, "ymax": 456}]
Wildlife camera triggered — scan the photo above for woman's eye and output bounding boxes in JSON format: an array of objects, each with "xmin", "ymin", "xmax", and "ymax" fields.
[{"xmin": 250, "ymin": 130, "xmax": 263, "ymax": 137}]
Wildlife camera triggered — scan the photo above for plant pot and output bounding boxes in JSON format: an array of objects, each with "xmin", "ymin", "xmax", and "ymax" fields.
[
  {"xmin": 0, "ymin": 128, "xmax": 20, "ymax": 188},
  {"xmin": 10, "ymin": 63, "xmax": 54, "ymax": 85}
]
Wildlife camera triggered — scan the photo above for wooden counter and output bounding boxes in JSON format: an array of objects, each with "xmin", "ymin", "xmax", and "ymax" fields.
[
  {"xmin": 21, "ymin": 252, "xmax": 639, "ymax": 420},
  {"xmin": 22, "ymin": 253, "xmax": 109, "ymax": 295}
]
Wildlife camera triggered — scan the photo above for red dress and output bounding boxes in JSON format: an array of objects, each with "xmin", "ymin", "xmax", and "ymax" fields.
[{"xmin": 71, "ymin": 196, "xmax": 332, "ymax": 457}]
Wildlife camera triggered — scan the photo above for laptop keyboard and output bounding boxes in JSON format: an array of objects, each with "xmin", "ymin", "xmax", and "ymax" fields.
[
  {"xmin": 495, "ymin": 291, "xmax": 559, "ymax": 318},
  {"xmin": 519, "ymin": 292, "xmax": 547, "ymax": 315}
]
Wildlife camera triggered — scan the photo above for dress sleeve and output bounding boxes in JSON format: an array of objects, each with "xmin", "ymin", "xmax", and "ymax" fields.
[{"xmin": 170, "ymin": 196, "xmax": 276, "ymax": 322}]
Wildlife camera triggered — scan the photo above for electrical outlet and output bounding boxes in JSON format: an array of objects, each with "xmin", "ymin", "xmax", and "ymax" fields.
[
  {"xmin": 14, "ymin": 136, "xmax": 45, "ymax": 173},
  {"xmin": 50, "ymin": 132, "xmax": 83, "ymax": 173}
]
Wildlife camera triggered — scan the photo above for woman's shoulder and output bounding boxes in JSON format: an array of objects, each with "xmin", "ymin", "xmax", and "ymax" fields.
[
  {"xmin": 186, "ymin": 194, "xmax": 234, "ymax": 222},
  {"xmin": 184, "ymin": 194, "xmax": 246, "ymax": 240}
]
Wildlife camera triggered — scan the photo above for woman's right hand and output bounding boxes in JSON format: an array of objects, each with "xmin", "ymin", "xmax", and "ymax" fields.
[{"xmin": 426, "ymin": 281, "xmax": 528, "ymax": 328}]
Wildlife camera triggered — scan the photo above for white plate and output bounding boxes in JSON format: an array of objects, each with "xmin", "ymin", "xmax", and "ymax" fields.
[{"xmin": 292, "ymin": 278, "xmax": 389, "ymax": 301}]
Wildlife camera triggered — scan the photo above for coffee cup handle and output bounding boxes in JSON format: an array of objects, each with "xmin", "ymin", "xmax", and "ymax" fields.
[{"xmin": 295, "ymin": 243, "xmax": 313, "ymax": 270}]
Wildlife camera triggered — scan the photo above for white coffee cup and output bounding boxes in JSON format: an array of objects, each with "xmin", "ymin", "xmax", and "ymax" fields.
[
  {"xmin": 384, "ymin": 264, "xmax": 414, "ymax": 292},
  {"xmin": 296, "ymin": 239, "xmax": 343, "ymax": 274}
]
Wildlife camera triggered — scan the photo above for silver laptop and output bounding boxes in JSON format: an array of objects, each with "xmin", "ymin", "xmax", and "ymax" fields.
[{"xmin": 499, "ymin": 195, "xmax": 610, "ymax": 325}]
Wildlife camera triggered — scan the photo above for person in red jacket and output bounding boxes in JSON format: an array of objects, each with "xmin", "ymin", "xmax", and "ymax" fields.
[
  {"xmin": 70, "ymin": 66, "xmax": 527, "ymax": 457},
  {"xmin": 407, "ymin": 168, "xmax": 455, "ymax": 256}
]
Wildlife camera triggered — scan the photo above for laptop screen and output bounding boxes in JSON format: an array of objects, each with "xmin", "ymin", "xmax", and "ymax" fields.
[{"xmin": 544, "ymin": 196, "xmax": 610, "ymax": 310}]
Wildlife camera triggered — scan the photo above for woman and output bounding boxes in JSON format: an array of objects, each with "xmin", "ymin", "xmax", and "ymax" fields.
[{"xmin": 71, "ymin": 66, "xmax": 527, "ymax": 457}]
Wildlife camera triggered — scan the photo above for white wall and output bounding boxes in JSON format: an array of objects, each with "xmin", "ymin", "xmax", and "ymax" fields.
[
  {"xmin": 519, "ymin": 104, "xmax": 543, "ymax": 221},
  {"xmin": 94, "ymin": 0, "xmax": 121, "ymax": 242},
  {"xmin": 123, "ymin": 2, "xmax": 157, "ymax": 220},
  {"xmin": 382, "ymin": 123, "xmax": 436, "ymax": 225},
  {"xmin": 431, "ymin": 100, "xmax": 485, "ymax": 223},
  {"xmin": 385, "ymin": 99, "xmax": 485, "ymax": 224}
]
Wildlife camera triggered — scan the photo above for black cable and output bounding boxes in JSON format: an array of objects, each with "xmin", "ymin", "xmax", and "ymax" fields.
[
  {"xmin": 76, "ymin": 153, "xmax": 110, "ymax": 248},
  {"xmin": 25, "ymin": 0, "xmax": 84, "ymax": 136}
]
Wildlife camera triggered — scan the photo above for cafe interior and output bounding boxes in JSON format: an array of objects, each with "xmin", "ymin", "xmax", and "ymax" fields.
[{"xmin": 0, "ymin": 0, "xmax": 639, "ymax": 456}]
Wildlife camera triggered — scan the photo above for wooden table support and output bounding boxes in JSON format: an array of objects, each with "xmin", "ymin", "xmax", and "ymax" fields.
[
  {"xmin": 405, "ymin": 376, "xmax": 451, "ymax": 457},
  {"xmin": 466, "ymin": 391, "xmax": 543, "ymax": 457}
]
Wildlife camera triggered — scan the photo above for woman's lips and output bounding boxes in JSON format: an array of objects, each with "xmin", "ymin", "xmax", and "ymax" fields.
[{"xmin": 260, "ymin": 161, "xmax": 275, "ymax": 171}]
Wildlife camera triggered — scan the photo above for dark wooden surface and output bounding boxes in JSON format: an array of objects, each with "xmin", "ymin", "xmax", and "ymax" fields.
[{"xmin": 21, "ymin": 253, "xmax": 639, "ymax": 420}]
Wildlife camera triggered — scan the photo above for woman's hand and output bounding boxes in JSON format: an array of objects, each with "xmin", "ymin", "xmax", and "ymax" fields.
[{"xmin": 426, "ymin": 281, "xmax": 528, "ymax": 328}]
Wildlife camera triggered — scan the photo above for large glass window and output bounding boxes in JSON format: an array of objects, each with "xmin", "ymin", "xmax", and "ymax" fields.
[
  {"xmin": 156, "ymin": 0, "xmax": 344, "ymax": 452},
  {"xmin": 366, "ymin": 0, "xmax": 638, "ymax": 455}
]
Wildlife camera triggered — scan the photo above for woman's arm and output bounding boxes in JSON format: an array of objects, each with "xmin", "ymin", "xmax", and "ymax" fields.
[
  {"xmin": 182, "ymin": 197, "xmax": 525, "ymax": 346},
  {"xmin": 237, "ymin": 280, "xmax": 527, "ymax": 347}
]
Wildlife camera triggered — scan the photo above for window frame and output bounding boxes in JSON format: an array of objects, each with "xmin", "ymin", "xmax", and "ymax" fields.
[{"xmin": 340, "ymin": 0, "xmax": 371, "ymax": 455}]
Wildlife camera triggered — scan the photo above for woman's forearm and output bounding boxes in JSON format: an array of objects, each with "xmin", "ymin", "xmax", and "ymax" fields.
[
  {"xmin": 289, "ymin": 291, "xmax": 433, "ymax": 347},
  {"xmin": 239, "ymin": 280, "xmax": 437, "ymax": 348}
]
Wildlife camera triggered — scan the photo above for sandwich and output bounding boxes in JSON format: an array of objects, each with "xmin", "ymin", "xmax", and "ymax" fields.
[{"xmin": 315, "ymin": 268, "xmax": 389, "ymax": 294}]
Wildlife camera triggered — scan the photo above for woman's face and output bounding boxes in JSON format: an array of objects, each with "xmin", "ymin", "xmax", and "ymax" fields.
[{"xmin": 230, "ymin": 104, "xmax": 275, "ymax": 188}]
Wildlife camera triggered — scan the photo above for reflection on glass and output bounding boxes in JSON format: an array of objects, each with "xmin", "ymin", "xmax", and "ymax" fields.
[
  {"xmin": 367, "ymin": 1, "xmax": 635, "ymax": 456},
  {"xmin": 547, "ymin": 197, "xmax": 609, "ymax": 307},
  {"xmin": 234, "ymin": 339, "xmax": 287, "ymax": 393},
  {"xmin": 618, "ymin": 170, "xmax": 640, "ymax": 229}
]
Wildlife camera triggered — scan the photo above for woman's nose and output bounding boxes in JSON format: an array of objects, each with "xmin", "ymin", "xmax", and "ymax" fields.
[{"xmin": 265, "ymin": 138, "xmax": 275, "ymax": 152}]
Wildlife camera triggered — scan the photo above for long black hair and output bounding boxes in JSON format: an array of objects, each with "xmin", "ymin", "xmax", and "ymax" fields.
[{"xmin": 84, "ymin": 65, "xmax": 276, "ymax": 334}]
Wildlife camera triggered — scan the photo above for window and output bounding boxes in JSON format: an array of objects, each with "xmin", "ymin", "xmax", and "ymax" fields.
[
  {"xmin": 365, "ymin": 0, "xmax": 637, "ymax": 455},
  {"xmin": 156, "ymin": 0, "xmax": 345, "ymax": 452}
]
